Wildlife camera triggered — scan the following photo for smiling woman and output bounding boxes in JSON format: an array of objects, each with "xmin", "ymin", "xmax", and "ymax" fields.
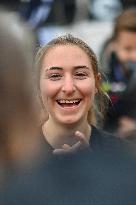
[
  {"xmin": 40, "ymin": 44, "xmax": 97, "ymax": 126},
  {"xmin": 35, "ymin": 34, "xmax": 112, "ymax": 153}
]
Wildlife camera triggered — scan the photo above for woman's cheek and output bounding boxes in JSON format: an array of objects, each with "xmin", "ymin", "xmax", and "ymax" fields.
[
  {"xmin": 41, "ymin": 80, "xmax": 61, "ymax": 100},
  {"xmin": 80, "ymin": 81, "xmax": 96, "ymax": 96}
]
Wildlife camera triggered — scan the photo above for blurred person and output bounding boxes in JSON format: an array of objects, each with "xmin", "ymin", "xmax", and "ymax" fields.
[
  {"xmin": 20, "ymin": 0, "xmax": 54, "ymax": 30},
  {"xmin": 116, "ymin": 76, "xmax": 136, "ymax": 139},
  {"xmin": 0, "ymin": 8, "xmax": 44, "ymax": 199},
  {"xmin": 100, "ymin": 8, "xmax": 136, "ymax": 133},
  {"xmin": 20, "ymin": 0, "xmax": 76, "ymax": 30}
]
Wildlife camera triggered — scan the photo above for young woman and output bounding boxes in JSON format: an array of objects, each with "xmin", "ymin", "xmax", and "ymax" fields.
[{"xmin": 35, "ymin": 34, "xmax": 120, "ymax": 155}]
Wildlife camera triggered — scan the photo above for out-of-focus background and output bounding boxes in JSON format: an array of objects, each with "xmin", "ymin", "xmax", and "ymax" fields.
[{"xmin": 1, "ymin": 0, "xmax": 135, "ymax": 56}]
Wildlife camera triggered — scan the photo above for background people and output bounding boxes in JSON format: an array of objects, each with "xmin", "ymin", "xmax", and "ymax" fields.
[
  {"xmin": 115, "ymin": 81, "xmax": 136, "ymax": 140},
  {"xmin": 100, "ymin": 8, "xmax": 136, "ymax": 133}
]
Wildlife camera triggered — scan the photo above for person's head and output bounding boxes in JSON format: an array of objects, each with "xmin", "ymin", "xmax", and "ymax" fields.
[
  {"xmin": 113, "ymin": 8, "xmax": 136, "ymax": 63},
  {"xmin": 36, "ymin": 34, "xmax": 107, "ymax": 127},
  {"xmin": 0, "ymin": 9, "xmax": 39, "ymax": 166}
]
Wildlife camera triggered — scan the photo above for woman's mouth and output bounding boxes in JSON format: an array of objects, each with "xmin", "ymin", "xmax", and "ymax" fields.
[{"xmin": 56, "ymin": 99, "xmax": 82, "ymax": 108}]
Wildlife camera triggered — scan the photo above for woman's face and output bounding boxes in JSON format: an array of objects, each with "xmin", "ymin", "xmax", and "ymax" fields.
[{"xmin": 40, "ymin": 45, "xmax": 97, "ymax": 125}]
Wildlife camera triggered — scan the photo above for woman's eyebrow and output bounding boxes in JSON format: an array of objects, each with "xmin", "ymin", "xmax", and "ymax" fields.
[
  {"xmin": 74, "ymin": 66, "xmax": 90, "ymax": 70},
  {"xmin": 45, "ymin": 66, "xmax": 90, "ymax": 72},
  {"xmin": 46, "ymin": 66, "xmax": 63, "ymax": 71}
]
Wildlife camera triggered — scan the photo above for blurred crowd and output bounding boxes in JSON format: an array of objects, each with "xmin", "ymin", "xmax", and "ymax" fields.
[
  {"xmin": 1, "ymin": 0, "xmax": 136, "ymax": 42},
  {"xmin": 0, "ymin": 0, "xmax": 136, "ymax": 204}
]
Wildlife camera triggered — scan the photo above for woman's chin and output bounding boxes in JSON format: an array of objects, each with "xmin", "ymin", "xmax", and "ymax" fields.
[{"xmin": 55, "ymin": 115, "xmax": 82, "ymax": 126}]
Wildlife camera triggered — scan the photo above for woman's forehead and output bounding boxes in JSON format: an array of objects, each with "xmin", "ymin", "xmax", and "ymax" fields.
[
  {"xmin": 45, "ymin": 44, "xmax": 88, "ymax": 55},
  {"xmin": 42, "ymin": 44, "xmax": 90, "ymax": 63},
  {"xmin": 42, "ymin": 45, "xmax": 92, "ymax": 69}
]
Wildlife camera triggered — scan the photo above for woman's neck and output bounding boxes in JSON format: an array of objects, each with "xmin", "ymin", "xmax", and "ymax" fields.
[{"xmin": 42, "ymin": 118, "xmax": 91, "ymax": 149}]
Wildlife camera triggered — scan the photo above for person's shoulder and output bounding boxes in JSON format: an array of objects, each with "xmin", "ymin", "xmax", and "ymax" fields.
[
  {"xmin": 91, "ymin": 126, "xmax": 136, "ymax": 158},
  {"xmin": 91, "ymin": 125, "xmax": 118, "ymax": 143}
]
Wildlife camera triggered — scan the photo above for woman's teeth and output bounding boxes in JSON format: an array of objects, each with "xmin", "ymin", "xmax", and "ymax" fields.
[{"xmin": 57, "ymin": 99, "xmax": 81, "ymax": 106}]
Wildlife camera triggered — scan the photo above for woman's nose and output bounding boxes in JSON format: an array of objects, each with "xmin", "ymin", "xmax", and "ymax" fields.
[{"xmin": 61, "ymin": 77, "xmax": 76, "ymax": 95}]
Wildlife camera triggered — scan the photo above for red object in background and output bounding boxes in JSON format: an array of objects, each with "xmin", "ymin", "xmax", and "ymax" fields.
[{"xmin": 110, "ymin": 94, "xmax": 119, "ymax": 104}]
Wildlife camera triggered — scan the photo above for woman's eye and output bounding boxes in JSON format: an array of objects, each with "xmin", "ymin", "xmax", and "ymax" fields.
[
  {"xmin": 75, "ymin": 72, "xmax": 88, "ymax": 79},
  {"xmin": 48, "ymin": 73, "xmax": 62, "ymax": 81}
]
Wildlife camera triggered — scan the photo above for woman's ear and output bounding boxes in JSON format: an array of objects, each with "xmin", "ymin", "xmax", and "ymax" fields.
[{"xmin": 96, "ymin": 73, "xmax": 101, "ymax": 81}]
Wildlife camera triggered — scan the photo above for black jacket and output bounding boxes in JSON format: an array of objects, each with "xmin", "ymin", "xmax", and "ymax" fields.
[{"xmin": 2, "ymin": 126, "xmax": 136, "ymax": 205}]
